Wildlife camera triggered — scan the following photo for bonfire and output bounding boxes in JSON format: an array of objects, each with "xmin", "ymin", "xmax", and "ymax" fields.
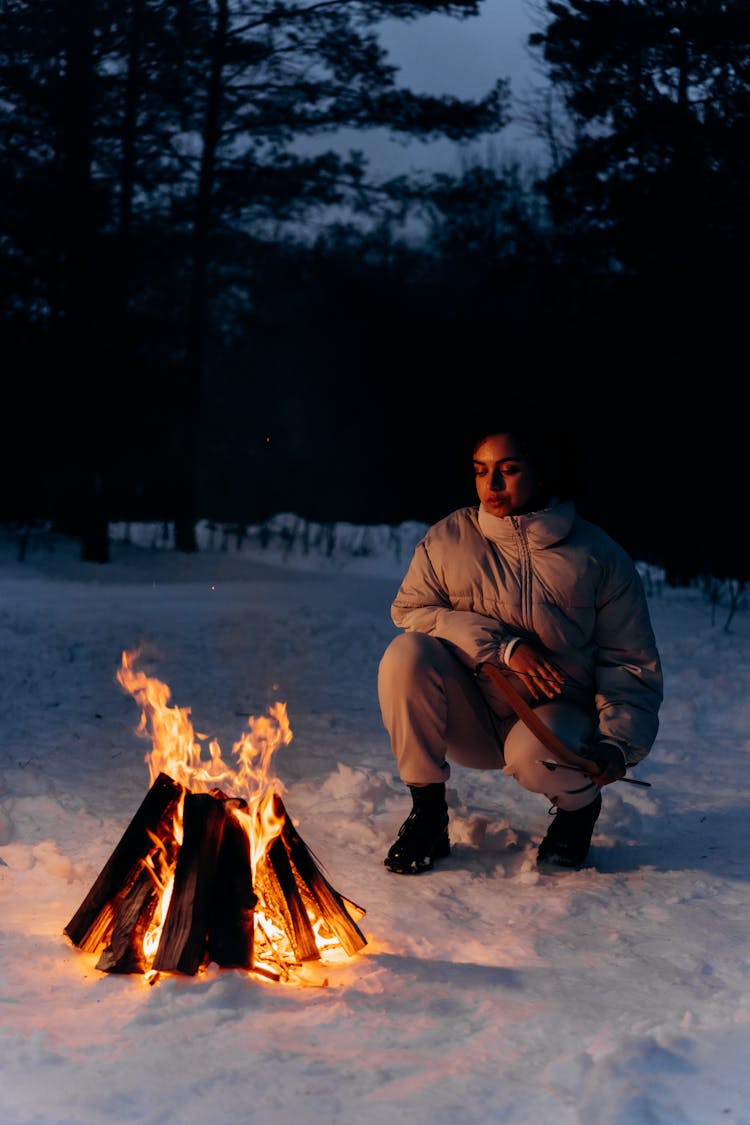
[{"xmin": 64, "ymin": 651, "xmax": 366, "ymax": 983}]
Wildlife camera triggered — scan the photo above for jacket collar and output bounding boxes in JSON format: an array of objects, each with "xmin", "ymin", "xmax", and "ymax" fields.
[{"xmin": 477, "ymin": 498, "xmax": 575, "ymax": 549}]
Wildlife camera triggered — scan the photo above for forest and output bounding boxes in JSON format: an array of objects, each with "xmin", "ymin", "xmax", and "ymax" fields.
[{"xmin": 1, "ymin": 0, "xmax": 747, "ymax": 584}]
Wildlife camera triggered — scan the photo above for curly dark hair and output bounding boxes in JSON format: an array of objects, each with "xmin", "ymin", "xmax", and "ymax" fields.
[{"xmin": 461, "ymin": 401, "xmax": 578, "ymax": 503}]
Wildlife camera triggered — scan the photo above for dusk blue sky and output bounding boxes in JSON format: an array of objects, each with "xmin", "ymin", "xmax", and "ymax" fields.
[
  {"xmin": 302, "ymin": 1, "xmax": 549, "ymax": 179},
  {"xmin": 379, "ymin": 0, "xmax": 547, "ymax": 171}
]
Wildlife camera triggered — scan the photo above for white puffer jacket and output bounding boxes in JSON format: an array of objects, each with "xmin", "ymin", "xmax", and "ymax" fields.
[{"xmin": 391, "ymin": 500, "xmax": 663, "ymax": 765}]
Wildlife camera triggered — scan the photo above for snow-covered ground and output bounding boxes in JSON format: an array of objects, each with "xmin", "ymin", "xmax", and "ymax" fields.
[{"xmin": 1, "ymin": 521, "xmax": 749, "ymax": 1125}]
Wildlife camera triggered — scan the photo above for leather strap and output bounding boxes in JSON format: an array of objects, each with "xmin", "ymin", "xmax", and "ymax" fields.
[{"xmin": 477, "ymin": 661, "xmax": 601, "ymax": 776}]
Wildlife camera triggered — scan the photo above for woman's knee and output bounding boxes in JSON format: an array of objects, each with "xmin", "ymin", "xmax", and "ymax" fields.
[
  {"xmin": 502, "ymin": 704, "xmax": 595, "ymax": 795},
  {"xmin": 378, "ymin": 632, "xmax": 444, "ymax": 686}
]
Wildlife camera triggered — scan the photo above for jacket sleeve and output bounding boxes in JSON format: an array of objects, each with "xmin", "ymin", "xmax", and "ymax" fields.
[
  {"xmin": 592, "ymin": 560, "xmax": 663, "ymax": 766},
  {"xmin": 391, "ymin": 539, "xmax": 514, "ymax": 671}
]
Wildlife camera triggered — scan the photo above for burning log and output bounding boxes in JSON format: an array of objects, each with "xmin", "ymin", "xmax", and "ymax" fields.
[
  {"xmin": 256, "ymin": 826, "xmax": 321, "ymax": 962},
  {"xmin": 206, "ymin": 795, "xmax": 256, "ymax": 970},
  {"xmin": 95, "ymin": 865, "xmax": 169, "ymax": 974},
  {"xmin": 64, "ymin": 772, "xmax": 182, "ymax": 957},
  {"xmin": 269, "ymin": 794, "xmax": 366, "ymax": 958},
  {"xmin": 152, "ymin": 792, "xmax": 238, "ymax": 975}
]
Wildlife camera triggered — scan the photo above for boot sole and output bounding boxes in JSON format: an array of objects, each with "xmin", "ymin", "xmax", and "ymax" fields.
[
  {"xmin": 536, "ymin": 794, "xmax": 601, "ymax": 871},
  {"xmin": 384, "ymin": 835, "xmax": 451, "ymax": 875},
  {"xmin": 536, "ymin": 851, "xmax": 590, "ymax": 871}
]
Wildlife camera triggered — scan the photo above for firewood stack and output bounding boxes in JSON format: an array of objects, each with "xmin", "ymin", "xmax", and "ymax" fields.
[{"xmin": 64, "ymin": 773, "xmax": 366, "ymax": 981}]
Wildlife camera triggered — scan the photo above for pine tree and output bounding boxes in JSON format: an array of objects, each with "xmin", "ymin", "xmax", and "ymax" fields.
[
  {"xmin": 529, "ymin": 0, "xmax": 750, "ymax": 279},
  {"xmin": 0, "ymin": 0, "xmax": 510, "ymax": 557}
]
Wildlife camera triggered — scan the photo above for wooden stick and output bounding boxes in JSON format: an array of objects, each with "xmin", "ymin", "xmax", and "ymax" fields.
[{"xmin": 478, "ymin": 663, "xmax": 601, "ymax": 774}]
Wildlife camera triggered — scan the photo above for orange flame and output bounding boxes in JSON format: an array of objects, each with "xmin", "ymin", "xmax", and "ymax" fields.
[
  {"xmin": 116, "ymin": 648, "xmax": 291, "ymax": 879},
  {"xmin": 141, "ymin": 815, "xmax": 183, "ymax": 969}
]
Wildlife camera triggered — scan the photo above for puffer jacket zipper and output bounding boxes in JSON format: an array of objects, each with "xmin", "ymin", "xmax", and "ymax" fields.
[{"xmin": 511, "ymin": 516, "xmax": 533, "ymax": 630}]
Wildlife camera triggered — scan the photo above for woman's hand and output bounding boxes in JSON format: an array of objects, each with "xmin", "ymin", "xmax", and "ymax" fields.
[
  {"xmin": 585, "ymin": 741, "xmax": 627, "ymax": 786},
  {"xmin": 506, "ymin": 641, "xmax": 565, "ymax": 701}
]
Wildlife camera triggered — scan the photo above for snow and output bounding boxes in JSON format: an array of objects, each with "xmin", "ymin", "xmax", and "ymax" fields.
[{"xmin": 2, "ymin": 519, "xmax": 750, "ymax": 1125}]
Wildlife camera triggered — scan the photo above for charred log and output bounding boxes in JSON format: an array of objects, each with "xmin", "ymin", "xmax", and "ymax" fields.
[
  {"xmin": 95, "ymin": 867, "xmax": 161, "ymax": 974},
  {"xmin": 207, "ymin": 797, "xmax": 257, "ymax": 969},
  {"xmin": 64, "ymin": 772, "xmax": 183, "ymax": 951},
  {"xmin": 152, "ymin": 793, "xmax": 228, "ymax": 975},
  {"xmin": 255, "ymin": 829, "xmax": 320, "ymax": 962},
  {"xmin": 274, "ymin": 795, "xmax": 366, "ymax": 957}
]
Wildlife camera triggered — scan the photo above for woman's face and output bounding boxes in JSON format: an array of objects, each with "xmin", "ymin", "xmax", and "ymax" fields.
[{"xmin": 473, "ymin": 433, "xmax": 538, "ymax": 517}]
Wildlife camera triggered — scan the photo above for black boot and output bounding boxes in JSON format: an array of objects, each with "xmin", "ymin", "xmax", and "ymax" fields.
[
  {"xmin": 384, "ymin": 783, "xmax": 450, "ymax": 875},
  {"xmin": 536, "ymin": 791, "xmax": 602, "ymax": 869}
]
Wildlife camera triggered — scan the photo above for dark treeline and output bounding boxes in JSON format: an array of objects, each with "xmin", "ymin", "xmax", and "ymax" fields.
[{"xmin": 1, "ymin": 0, "xmax": 747, "ymax": 585}]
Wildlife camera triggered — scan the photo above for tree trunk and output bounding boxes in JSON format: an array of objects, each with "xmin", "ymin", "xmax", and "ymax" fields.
[
  {"xmin": 61, "ymin": 0, "xmax": 110, "ymax": 562},
  {"xmin": 174, "ymin": 0, "xmax": 228, "ymax": 553}
]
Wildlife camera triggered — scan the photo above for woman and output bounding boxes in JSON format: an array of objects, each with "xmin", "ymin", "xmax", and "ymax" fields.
[{"xmin": 377, "ymin": 419, "xmax": 663, "ymax": 873}]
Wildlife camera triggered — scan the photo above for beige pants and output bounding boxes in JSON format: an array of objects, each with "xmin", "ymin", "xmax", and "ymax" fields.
[{"xmin": 377, "ymin": 631, "xmax": 599, "ymax": 812}]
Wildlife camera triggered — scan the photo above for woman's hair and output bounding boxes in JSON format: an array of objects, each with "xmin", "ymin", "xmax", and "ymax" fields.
[{"xmin": 462, "ymin": 403, "xmax": 577, "ymax": 502}]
